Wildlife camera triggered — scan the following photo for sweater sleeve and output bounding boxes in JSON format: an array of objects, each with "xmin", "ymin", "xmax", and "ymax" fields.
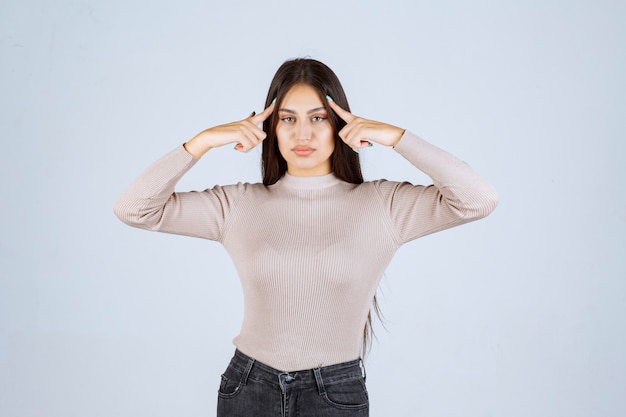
[
  {"xmin": 113, "ymin": 145, "xmax": 246, "ymax": 241},
  {"xmin": 375, "ymin": 131, "xmax": 499, "ymax": 244}
]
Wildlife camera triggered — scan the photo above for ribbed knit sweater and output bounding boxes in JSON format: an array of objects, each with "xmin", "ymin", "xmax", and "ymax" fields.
[{"xmin": 114, "ymin": 131, "xmax": 498, "ymax": 371}]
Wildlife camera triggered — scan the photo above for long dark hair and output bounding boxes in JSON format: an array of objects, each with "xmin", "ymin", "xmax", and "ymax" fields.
[
  {"xmin": 261, "ymin": 58, "xmax": 380, "ymax": 356},
  {"xmin": 261, "ymin": 58, "xmax": 363, "ymax": 186}
]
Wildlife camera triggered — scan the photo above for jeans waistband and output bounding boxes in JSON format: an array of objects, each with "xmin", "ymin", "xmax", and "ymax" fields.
[{"xmin": 229, "ymin": 349, "xmax": 365, "ymax": 390}]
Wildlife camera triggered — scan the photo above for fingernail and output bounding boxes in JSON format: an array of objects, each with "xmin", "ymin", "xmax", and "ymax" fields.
[
  {"xmin": 367, "ymin": 141, "xmax": 374, "ymax": 147},
  {"xmin": 272, "ymin": 97, "xmax": 277, "ymax": 104},
  {"xmin": 326, "ymin": 95, "xmax": 333, "ymax": 101},
  {"xmin": 352, "ymin": 148, "xmax": 360, "ymax": 154},
  {"xmin": 250, "ymin": 111, "xmax": 256, "ymax": 117},
  {"xmin": 233, "ymin": 144, "xmax": 240, "ymax": 151}
]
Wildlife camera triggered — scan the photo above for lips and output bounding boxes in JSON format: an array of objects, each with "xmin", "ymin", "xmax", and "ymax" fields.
[{"xmin": 292, "ymin": 146, "xmax": 315, "ymax": 156}]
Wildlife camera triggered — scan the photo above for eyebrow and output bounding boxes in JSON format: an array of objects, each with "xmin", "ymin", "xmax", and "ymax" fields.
[{"xmin": 278, "ymin": 107, "xmax": 327, "ymax": 114}]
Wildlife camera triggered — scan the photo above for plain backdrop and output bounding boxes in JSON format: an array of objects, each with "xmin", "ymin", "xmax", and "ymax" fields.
[{"xmin": 1, "ymin": 0, "xmax": 625, "ymax": 416}]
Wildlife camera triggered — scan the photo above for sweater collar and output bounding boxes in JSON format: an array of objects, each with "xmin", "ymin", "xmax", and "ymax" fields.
[{"xmin": 279, "ymin": 172, "xmax": 342, "ymax": 190}]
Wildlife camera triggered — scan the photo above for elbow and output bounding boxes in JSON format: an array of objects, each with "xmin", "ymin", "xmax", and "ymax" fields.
[
  {"xmin": 113, "ymin": 196, "xmax": 151, "ymax": 229},
  {"xmin": 113, "ymin": 197, "xmax": 137, "ymax": 226},
  {"xmin": 449, "ymin": 186, "xmax": 499, "ymax": 222},
  {"xmin": 480, "ymin": 187, "xmax": 500, "ymax": 217},
  {"xmin": 470, "ymin": 187, "xmax": 500, "ymax": 220}
]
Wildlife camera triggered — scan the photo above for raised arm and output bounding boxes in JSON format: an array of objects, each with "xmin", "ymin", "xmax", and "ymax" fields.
[
  {"xmin": 327, "ymin": 97, "xmax": 499, "ymax": 243},
  {"xmin": 113, "ymin": 102, "xmax": 275, "ymax": 239},
  {"xmin": 384, "ymin": 131, "xmax": 499, "ymax": 242}
]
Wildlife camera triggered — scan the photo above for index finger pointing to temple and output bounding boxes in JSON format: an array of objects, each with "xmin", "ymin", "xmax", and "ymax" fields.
[
  {"xmin": 251, "ymin": 100, "xmax": 275, "ymax": 124},
  {"xmin": 327, "ymin": 98, "xmax": 354, "ymax": 123}
]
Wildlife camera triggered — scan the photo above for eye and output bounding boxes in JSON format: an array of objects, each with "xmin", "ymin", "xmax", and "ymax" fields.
[
  {"xmin": 281, "ymin": 116, "xmax": 295, "ymax": 123},
  {"xmin": 312, "ymin": 116, "xmax": 326, "ymax": 122}
]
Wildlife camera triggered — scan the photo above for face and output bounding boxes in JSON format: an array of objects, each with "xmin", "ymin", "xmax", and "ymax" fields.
[{"xmin": 275, "ymin": 83, "xmax": 335, "ymax": 177}]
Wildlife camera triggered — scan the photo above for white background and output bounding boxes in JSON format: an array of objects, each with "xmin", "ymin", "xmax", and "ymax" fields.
[{"xmin": 1, "ymin": 0, "xmax": 624, "ymax": 416}]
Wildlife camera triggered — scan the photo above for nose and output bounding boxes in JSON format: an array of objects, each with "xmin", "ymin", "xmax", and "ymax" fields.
[{"xmin": 296, "ymin": 120, "xmax": 312, "ymax": 141}]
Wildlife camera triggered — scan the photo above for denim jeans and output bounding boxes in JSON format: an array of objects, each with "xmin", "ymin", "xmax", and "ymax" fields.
[{"xmin": 217, "ymin": 349, "xmax": 369, "ymax": 417}]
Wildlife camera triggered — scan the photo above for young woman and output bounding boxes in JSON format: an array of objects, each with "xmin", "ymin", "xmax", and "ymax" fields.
[{"xmin": 114, "ymin": 58, "xmax": 498, "ymax": 416}]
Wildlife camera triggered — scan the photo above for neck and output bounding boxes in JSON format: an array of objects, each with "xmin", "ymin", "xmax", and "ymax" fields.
[{"xmin": 280, "ymin": 172, "xmax": 342, "ymax": 189}]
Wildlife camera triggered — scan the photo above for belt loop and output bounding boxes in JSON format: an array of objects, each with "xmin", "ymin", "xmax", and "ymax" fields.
[
  {"xmin": 313, "ymin": 367, "xmax": 325, "ymax": 396},
  {"xmin": 360, "ymin": 358, "xmax": 367, "ymax": 382},
  {"xmin": 241, "ymin": 357, "xmax": 255, "ymax": 386}
]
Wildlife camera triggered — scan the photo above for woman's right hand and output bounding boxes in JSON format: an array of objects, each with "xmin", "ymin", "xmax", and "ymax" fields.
[{"xmin": 184, "ymin": 101, "xmax": 275, "ymax": 158}]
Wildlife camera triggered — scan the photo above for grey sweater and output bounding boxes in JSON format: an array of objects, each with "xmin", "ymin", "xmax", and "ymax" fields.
[{"xmin": 114, "ymin": 131, "xmax": 499, "ymax": 371}]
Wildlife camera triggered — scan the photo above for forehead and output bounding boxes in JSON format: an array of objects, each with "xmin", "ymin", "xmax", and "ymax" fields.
[{"xmin": 281, "ymin": 84, "xmax": 324, "ymax": 109}]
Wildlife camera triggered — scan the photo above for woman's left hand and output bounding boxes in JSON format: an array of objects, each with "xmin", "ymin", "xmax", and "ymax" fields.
[{"xmin": 327, "ymin": 98, "xmax": 405, "ymax": 149}]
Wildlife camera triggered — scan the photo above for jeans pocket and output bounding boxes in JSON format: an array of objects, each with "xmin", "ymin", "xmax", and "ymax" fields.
[
  {"xmin": 217, "ymin": 365, "xmax": 245, "ymax": 399},
  {"xmin": 322, "ymin": 377, "xmax": 369, "ymax": 410}
]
